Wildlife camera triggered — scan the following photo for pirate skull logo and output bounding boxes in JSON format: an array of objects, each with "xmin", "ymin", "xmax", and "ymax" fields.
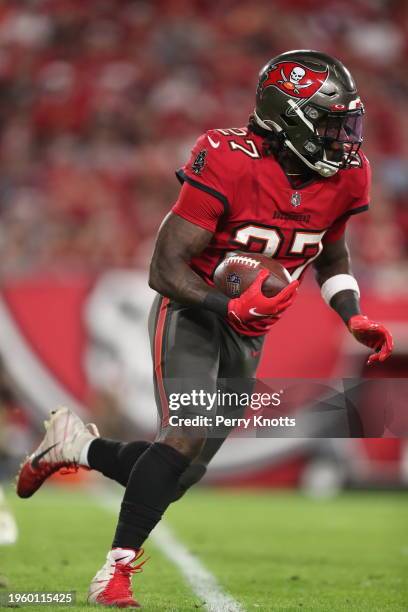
[
  {"xmin": 260, "ymin": 61, "xmax": 329, "ymax": 100},
  {"xmin": 290, "ymin": 67, "xmax": 305, "ymax": 83},
  {"xmin": 278, "ymin": 65, "xmax": 311, "ymax": 94}
]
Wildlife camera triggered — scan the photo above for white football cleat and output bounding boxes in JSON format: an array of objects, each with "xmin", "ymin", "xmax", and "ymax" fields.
[
  {"xmin": 88, "ymin": 548, "xmax": 147, "ymax": 608},
  {"xmin": 16, "ymin": 407, "xmax": 99, "ymax": 498}
]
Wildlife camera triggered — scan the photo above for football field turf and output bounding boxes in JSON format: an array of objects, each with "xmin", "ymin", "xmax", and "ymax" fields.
[{"xmin": 1, "ymin": 486, "xmax": 407, "ymax": 611}]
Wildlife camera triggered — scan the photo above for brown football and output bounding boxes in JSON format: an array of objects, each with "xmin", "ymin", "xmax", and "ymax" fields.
[{"xmin": 213, "ymin": 251, "xmax": 291, "ymax": 298}]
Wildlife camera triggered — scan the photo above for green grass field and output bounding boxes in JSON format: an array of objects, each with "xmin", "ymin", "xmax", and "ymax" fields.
[{"xmin": 1, "ymin": 485, "xmax": 407, "ymax": 611}]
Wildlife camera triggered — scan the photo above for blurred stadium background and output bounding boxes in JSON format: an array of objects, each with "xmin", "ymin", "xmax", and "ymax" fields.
[{"xmin": 0, "ymin": 0, "xmax": 407, "ymax": 551}]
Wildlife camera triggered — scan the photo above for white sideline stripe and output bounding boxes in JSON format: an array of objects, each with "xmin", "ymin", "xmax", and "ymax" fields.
[
  {"xmin": 98, "ymin": 492, "xmax": 245, "ymax": 612},
  {"xmin": 150, "ymin": 523, "xmax": 245, "ymax": 612}
]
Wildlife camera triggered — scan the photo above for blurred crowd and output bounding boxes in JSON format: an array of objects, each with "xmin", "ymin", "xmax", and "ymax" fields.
[{"xmin": 0, "ymin": 0, "xmax": 407, "ymax": 280}]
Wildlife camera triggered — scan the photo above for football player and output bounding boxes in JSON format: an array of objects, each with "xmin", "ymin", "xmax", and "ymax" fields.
[{"xmin": 17, "ymin": 50, "xmax": 393, "ymax": 607}]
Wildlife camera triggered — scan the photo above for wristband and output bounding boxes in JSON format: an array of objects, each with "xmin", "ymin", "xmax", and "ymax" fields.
[
  {"xmin": 321, "ymin": 274, "xmax": 360, "ymax": 305},
  {"xmin": 202, "ymin": 292, "xmax": 229, "ymax": 316}
]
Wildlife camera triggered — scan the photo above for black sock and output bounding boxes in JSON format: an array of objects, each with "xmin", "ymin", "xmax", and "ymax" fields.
[
  {"xmin": 88, "ymin": 438, "xmax": 151, "ymax": 486},
  {"xmin": 112, "ymin": 442, "xmax": 190, "ymax": 549},
  {"xmin": 172, "ymin": 463, "xmax": 207, "ymax": 501}
]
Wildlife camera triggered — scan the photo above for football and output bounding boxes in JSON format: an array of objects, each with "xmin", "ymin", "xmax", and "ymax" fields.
[{"xmin": 213, "ymin": 251, "xmax": 292, "ymax": 298}]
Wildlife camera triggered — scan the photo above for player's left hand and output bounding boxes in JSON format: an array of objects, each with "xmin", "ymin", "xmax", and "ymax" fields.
[{"xmin": 348, "ymin": 315, "xmax": 393, "ymax": 365}]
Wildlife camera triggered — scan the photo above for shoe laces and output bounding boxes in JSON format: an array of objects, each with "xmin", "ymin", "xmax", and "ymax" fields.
[
  {"xmin": 108, "ymin": 549, "xmax": 148, "ymax": 600},
  {"xmin": 40, "ymin": 415, "xmax": 92, "ymax": 474}
]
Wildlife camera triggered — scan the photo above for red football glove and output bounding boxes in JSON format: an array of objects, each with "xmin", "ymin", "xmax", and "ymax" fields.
[
  {"xmin": 348, "ymin": 315, "xmax": 393, "ymax": 365},
  {"xmin": 227, "ymin": 269, "xmax": 299, "ymax": 336}
]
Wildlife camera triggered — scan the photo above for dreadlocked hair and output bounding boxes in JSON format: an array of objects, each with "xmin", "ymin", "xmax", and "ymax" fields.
[{"xmin": 247, "ymin": 114, "xmax": 284, "ymax": 158}]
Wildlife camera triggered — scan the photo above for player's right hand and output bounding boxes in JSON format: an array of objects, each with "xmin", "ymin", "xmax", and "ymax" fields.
[{"xmin": 227, "ymin": 270, "xmax": 299, "ymax": 336}]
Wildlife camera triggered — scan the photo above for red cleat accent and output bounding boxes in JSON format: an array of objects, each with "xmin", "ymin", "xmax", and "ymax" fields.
[
  {"xmin": 17, "ymin": 459, "xmax": 78, "ymax": 499},
  {"xmin": 88, "ymin": 548, "xmax": 147, "ymax": 608},
  {"xmin": 16, "ymin": 407, "xmax": 99, "ymax": 499},
  {"xmin": 94, "ymin": 563, "xmax": 141, "ymax": 608}
]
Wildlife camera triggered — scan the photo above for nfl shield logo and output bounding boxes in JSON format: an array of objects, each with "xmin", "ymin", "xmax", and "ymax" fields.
[
  {"xmin": 226, "ymin": 272, "xmax": 241, "ymax": 296},
  {"xmin": 291, "ymin": 192, "xmax": 301, "ymax": 207}
]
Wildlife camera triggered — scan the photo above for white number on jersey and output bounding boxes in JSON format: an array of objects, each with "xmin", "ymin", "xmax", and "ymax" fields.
[{"xmin": 232, "ymin": 225, "xmax": 326, "ymax": 280}]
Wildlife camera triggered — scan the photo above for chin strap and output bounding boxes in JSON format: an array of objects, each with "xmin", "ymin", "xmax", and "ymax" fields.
[
  {"xmin": 284, "ymin": 139, "xmax": 339, "ymax": 177},
  {"xmin": 253, "ymin": 108, "xmax": 340, "ymax": 178}
]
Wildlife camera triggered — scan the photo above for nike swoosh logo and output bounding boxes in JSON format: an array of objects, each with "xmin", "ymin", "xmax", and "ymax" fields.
[
  {"xmin": 114, "ymin": 556, "xmax": 130, "ymax": 563},
  {"xmin": 207, "ymin": 135, "xmax": 220, "ymax": 148},
  {"xmin": 249, "ymin": 308, "xmax": 269, "ymax": 317},
  {"xmin": 31, "ymin": 443, "xmax": 58, "ymax": 469}
]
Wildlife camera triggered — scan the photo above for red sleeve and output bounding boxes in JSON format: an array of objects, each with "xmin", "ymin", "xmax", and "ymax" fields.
[
  {"xmin": 172, "ymin": 181, "xmax": 224, "ymax": 232},
  {"xmin": 324, "ymin": 153, "xmax": 371, "ymax": 243},
  {"xmin": 175, "ymin": 132, "xmax": 231, "ymax": 213}
]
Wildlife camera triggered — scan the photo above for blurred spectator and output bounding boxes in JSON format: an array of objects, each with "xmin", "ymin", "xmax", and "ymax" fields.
[{"xmin": 0, "ymin": 0, "xmax": 405, "ymax": 283}]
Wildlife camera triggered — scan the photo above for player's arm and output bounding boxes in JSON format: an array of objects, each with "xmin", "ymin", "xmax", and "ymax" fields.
[
  {"xmin": 149, "ymin": 213, "xmax": 297, "ymax": 322},
  {"xmin": 313, "ymin": 235, "xmax": 393, "ymax": 364},
  {"xmin": 149, "ymin": 210, "xmax": 298, "ymax": 336},
  {"xmin": 149, "ymin": 212, "xmax": 229, "ymax": 314},
  {"xmin": 313, "ymin": 234, "xmax": 360, "ymax": 323}
]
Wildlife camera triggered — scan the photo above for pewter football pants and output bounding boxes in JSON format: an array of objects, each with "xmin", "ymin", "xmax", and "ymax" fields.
[{"xmin": 148, "ymin": 293, "xmax": 264, "ymax": 495}]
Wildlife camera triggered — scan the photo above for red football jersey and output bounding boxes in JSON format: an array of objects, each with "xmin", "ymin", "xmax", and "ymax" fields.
[{"xmin": 172, "ymin": 127, "xmax": 370, "ymax": 284}]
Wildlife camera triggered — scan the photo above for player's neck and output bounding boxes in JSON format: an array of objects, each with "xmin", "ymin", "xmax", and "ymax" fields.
[
  {"xmin": 247, "ymin": 122, "xmax": 318, "ymax": 188},
  {"xmin": 278, "ymin": 148, "xmax": 316, "ymax": 189}
]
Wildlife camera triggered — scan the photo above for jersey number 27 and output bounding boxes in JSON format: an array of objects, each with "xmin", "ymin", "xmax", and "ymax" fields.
[{"xmin": 232, "ymin": 224, "xmax": 327, "ymax": 280}]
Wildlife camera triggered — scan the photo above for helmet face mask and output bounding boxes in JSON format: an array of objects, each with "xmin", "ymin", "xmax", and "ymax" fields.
[
  {"xmin": 255, "ymin": 50, "xmax": 364, "ymax": 177},
  {"xmin": 290, "ymin": 104, "xmax": 363, "ymax": 170}
]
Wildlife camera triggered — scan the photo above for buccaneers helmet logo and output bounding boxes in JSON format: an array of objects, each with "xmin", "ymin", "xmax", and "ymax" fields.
[{"xmin": 260, "ymin": 61, "xmax": 329, "ymax": 99}]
